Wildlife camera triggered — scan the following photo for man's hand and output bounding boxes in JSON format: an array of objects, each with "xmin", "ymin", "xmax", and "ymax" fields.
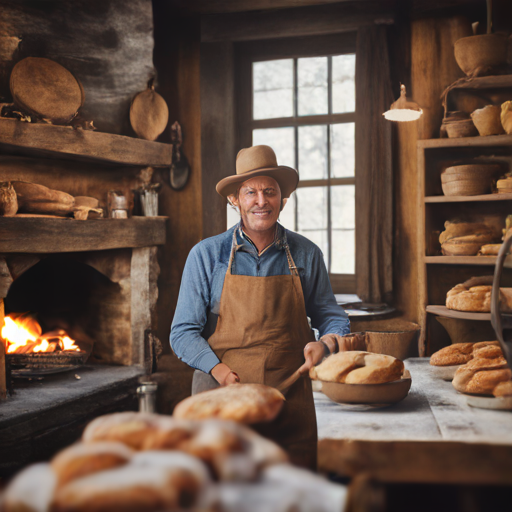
[
  {"xmin": 298, "ymin": 341, "xmax": 326, "ymax": 375},
  {"xmin": 211, "ymin": 363, "xmax": 240, "ymax": 386}
]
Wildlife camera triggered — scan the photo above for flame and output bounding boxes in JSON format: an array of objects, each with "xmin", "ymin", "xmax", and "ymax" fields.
[{"xmin": 1, "ymin": 315, "xmax": 79, "ymax": 354}]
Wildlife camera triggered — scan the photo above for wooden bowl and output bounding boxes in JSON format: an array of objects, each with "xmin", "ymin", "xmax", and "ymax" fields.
[
  {"xmin": 442, "ymin": 164, "xmax": 502, "ymax": 177},
  {"xmin": 454, "ymin": 34, "xmax": 511, "ymax": 77},
  {"xmin": 441, "ymin": 179, "xmax": 491, "ymax": 196},
  {"xmin": 321, "ymin": 371, "xmax": 411, "ymax": 405},
  {"xmin": 471, "ymin": 105, "xmax": 505, "ymax": 136},
  {"xmin": 444, "ymin": 119, "xmax": 478, "ymax": 138}
]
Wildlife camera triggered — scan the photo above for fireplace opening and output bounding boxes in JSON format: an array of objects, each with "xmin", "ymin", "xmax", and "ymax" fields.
[{"xmin": 3, "ymin": 255, "xmax": 131, "ymax": 369}]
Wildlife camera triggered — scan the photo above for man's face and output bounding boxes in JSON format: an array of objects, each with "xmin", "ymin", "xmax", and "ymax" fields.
[{"xmin": 230, "ymin": 176, "xmax": 281, "ymax": 233}]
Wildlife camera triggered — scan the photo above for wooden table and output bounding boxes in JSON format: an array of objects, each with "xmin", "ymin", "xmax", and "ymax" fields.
[{"xmin": 316, "ymin": 358, "xmax": 512, "ymax": 485}]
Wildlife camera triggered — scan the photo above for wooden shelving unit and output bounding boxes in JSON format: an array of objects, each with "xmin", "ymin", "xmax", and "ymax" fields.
[
  {"xmin": 0, "ymin": 118, "xmax": 173, "ymax": 167},
  {"xmin": 418, "ymin": 90, "xmax": 512, "ymax": 354}
]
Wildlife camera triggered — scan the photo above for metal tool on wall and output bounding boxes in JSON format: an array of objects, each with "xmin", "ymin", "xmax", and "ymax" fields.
[{"xmin": 169, "ymin": 121, "xmax": 190, "ymax": 191}]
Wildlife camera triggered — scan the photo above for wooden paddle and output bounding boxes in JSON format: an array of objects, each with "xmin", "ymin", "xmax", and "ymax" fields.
[{"xmin": 276, "ymin": 368, "xmax": 303, "ymax": 394}]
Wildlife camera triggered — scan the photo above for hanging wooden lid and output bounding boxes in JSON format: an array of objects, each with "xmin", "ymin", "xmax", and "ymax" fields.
[
  {"xmin": 130, "ymin": 81, "xmax": 169, "ymax": 141},
  {"xmin": 10, "ymin": 57, "xmax": 84, "ymax": 124}
]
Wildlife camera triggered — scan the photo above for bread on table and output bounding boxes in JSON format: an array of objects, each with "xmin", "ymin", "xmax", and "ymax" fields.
[
  {"xmin": 452, "ymin": 356, "xmax": 511, "ymax": 395},
  {"xmin": 309, "ymin": 351, "xmax": 404, "ymax": 384},
  {"xmin": 51, "ymin": 441, "xmax": 134, "ymax": 487},
  {"xmin": 493, "ymin": 380, "xmax": 512, "ymax": 397},
  {"xmin": 430, "ymin": 341, "xmax": 501, "ymax": 366},
  {"xmin": 173, "ymin": 383, "xmax": 285, "ymax": 424},
  {"xmin": 446, "ymin": 276, "xmax": 512, "ymax": 312}
]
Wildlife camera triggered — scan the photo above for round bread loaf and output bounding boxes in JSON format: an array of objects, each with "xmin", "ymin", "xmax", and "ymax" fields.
[
  {"xmin": 173, "ymin": 383, "xmax": 285, "ymax": 424},
  {"xmin": 309, "ymin": 351, "xmax": 404, "ymax": 384},
  {"xmin": 452, "ymin": 356, "xmax": 511, "ymax": 394},
  {"xmin": 430, "ymin": 341, "xmax": 501, "ymax": 366},
  {"xmin": 51, "ymin": 441, "xmax": 133, "ymax": 487},
  {"xmin": 446, "ymin": 279, "xmax": 512, "ymax": 313},
  {"xmin": 82, "ymin": 412, "xmax": 163, "ymax": 449},
  {"xmin": 493, "ymin": 380, "xmax": 512, "ymax": 397}
]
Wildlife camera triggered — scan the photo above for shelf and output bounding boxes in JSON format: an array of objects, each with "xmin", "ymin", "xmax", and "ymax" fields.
[
  {"xmin": 418, "ymin": 134, "xmax": 512, "ymax": 149},
  {"xmin": 426, "ymin": 305, "xmax": 491, "ymax": 321},
  {"xmin": 425, "ymin": 193, "xmax": 512, "ymax": 203},
  {"xmin": 425, "ymin": 256, "xmax": 512, "ymax": 267},
  {"xmin": 444, "ymin": 75, "xmax": 512, "ymax": 92},
  {"xmin": 0, "ymin": 118, "xmax": 173, "ymax": 167},
  {"xmin": 0, "ymin": 216, "xmax": 167, "ymax": 253}
]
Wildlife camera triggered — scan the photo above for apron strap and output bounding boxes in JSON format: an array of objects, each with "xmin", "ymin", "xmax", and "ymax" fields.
[{"xmin": 228, "ymin": 225, "xmax": 299, "ymax": 276}]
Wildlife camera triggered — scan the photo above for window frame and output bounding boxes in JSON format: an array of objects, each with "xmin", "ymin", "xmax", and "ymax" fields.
[{"xmin": 234, "ymin": 33, "xmax": 357, "ymax": 293}]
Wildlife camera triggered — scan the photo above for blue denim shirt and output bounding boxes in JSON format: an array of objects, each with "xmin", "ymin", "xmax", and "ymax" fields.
[{"xmin": 170, "ymin": 222, "xmax": 350, "ymax": 373}]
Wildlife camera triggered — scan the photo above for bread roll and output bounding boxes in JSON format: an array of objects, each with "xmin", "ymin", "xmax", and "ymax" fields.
[
  {"xmin": 51, "ymin": 442, "xmax": 133, "ymax": 487},
  {"xmin": 430, "ymin": 341, "xmax": 501, "ymax": 366},
  {"xmin": 173, "ymin": 384, "xmax": 285, "ymax": 424},
  {"xmin": 493, "ymin": 380, "xmax": 512, "ymax": 397},
  {"xmin": 3, "ymin": 463, "xmax": 56, "ymax": 512},
  {"xmin": 446, "ymin": 279, "xmax": 512, "ymax": 313},
  {"xmin": 452, "ymin": 356, "xmax": 510, "ymax": 394},
  {"xmin": 310, "ymin": 351, "xmax": 404, "ymax": 384},
  {"xmin": 82, "ymin": 412, "xmax": 163, "ymax": 449},
  {"xmin": 52, "ymin": 464, "xmax": 201, "ymax": 512}
]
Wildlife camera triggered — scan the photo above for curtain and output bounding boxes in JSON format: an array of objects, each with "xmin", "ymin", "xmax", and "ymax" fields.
[{"xmin": 355, "ymin": 25, "xmax": 394, "ymax": 304}]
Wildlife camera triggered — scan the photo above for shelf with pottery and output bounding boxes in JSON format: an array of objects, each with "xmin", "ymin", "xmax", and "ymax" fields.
[
  {"xmin": 425, "ymin": 255, "xmax": 512, "ymax": 267},
  {"xmin": 425, "ymin": 193, "xmax": 512, "ymax": 203},
  {"xmin": 418, "ymin": 134, "xmax": 512, "ymax": 149}
]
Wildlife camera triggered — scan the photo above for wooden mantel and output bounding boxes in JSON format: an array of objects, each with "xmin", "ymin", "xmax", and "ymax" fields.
[
  {"xmin": 0, "ymin": 217, "xmax": 167, "ymax": 253},
  {"xmin": 0, "ymin": 119, "xmax": 173, "ymax": 167}
]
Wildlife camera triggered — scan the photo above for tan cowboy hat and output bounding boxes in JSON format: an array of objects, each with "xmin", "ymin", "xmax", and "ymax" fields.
[{"xmin": 216, "ymin": 145, "xmax": 299, "ymax": 199}]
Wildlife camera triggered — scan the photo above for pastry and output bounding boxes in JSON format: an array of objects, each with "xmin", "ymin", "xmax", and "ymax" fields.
[
  {"xmin": 51, "ymin": 441, "xmax": 133, "ymax": 487},
  {"xmin": 173, "ymin": 384, "xmax": 285, "ymax": 424},
  {"xmin": 452, "ymin": 356, "xmax": 511, "ymax": 394},
  {"xmin": 446, "ymin": 277, "xmax": 512, "ymax": 312},
  {"xmin": 493, "ymin": 380, "xmax": 512, "ymax": 397},
  {"xmin": 310, "ymin": 351, "xmax": 404, "ymax": 384},
  {"xmin": 430, "ymin": 341, "xmax": 501, "ymax": 366}
]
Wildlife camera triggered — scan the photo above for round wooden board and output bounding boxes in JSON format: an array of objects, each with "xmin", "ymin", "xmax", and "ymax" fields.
[
  {"xmin": 321, "ymin": 375, "xmax": 412, "ymax": 405},
  {"xmin": 10, "ymin": 57, "xmax": 83, "ymax": 124}
]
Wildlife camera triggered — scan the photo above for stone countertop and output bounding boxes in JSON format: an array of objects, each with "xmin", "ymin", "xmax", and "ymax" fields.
[{"xmin": 315, "ymin": 357, "xmax": 512, "ymax": 445}]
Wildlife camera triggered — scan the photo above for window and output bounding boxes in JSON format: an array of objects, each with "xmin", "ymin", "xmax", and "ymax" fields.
[{"xmin": 230, "ymin": 35, "xmax": 357, "ymax": 293}]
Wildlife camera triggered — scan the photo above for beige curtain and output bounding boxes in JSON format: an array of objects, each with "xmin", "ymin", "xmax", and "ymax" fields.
[{"xmin": 355, "ymin": 25, "xmax": 394, "ymax": 304}]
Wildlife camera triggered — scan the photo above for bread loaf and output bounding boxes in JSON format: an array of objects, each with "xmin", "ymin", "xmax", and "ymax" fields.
[
  {"xmin": 446, "ymin": 277, "xmax": 512, "ymax": 312},
  {"xmin": 310, "ymin": 351, "xmax": 404, "ymax": 384},
  {"xmin": 430, "ymin": 341, "xmax": 501, "ymax": 366},
  {"xmin": 12, "ymin": 181, "xmax": 74, "ymax": 216},
  {"xmin": 173, "ymin": 384, "xmax": 285, "ymax": 424},
  {"xmin": 452, "ymin": 356, "xmax": 511, "ymax": 395}
]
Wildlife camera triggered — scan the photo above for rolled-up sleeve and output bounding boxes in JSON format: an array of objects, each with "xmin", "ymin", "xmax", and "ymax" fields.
[
  {"xmin": 304, "ymin": 246, "xmax": 350, "ymax": 337},
  {"xmin": 170, "ymin": 243, "xmax": 221, "ymax": 374}
]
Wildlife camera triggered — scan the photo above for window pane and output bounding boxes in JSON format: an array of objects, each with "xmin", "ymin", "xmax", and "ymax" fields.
[
  {"xmin": 298, "ymin": 125, "xmax": 327, "ymax": 180},
  {"xmin": 279, "ymin": 191, "xmax": 295, "ymax": 230},
  {"xmin": 253, "ymin": 127, "xmax": 295, "ymax": 168},
  {"xmin": 330, "ymin": 123, "xmax": 355, "ymax": 178},
  {"xmin": 253, "ymin": 59, "xmax": 294, "ymax": 120},
  {"xmin": 331, "ymin": 229, "xmax": 355, "ymax": 274},
  {"xmin": 331, "ymin": 185, "xmax": 355, "ymax": 229},
  {"xmin": 298, "ymin": 57, "xmax": 328, "ymax": 116},
  {"xmin": 332, "ymin": 54, "xmax": 355, "ymax": 113},
  {"xmin": 227, "ymin": 203, "xmax": 239, "ymax": 229},
  {"xmin": 296, "ymin": 186, "xmax": 327, "ymax": 231}
]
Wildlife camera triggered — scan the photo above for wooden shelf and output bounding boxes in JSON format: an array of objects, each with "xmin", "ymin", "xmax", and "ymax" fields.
[
  {"xmin": 426, "ymin": 305, "xmax": 491, "ymax": 321},
  {"xmin": 425, "ymin": 256, "xmax": 512, "ymax": 267},
  {"xmin": 0, "ymin": 119, "xmax": 173, "ymax": 167},
  {"xmin": 418, "ymin": 134, "xmax": 512, "ymax": 149},
  {"xmin": 425, "ymin": 193, "xmax": 512, "ymax": 203},
  {"xmin": 0, "ymin": 216, "xmax": 167, "ymax": 253},
  {"xmin": 444, "ymin": 75, "xmax": 512, "ymax": 92}
]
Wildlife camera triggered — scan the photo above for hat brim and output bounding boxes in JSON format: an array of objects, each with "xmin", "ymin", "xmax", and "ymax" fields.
[{"xmin": 216, "ymin": 166, "xmax": 299, "ymax": 199}]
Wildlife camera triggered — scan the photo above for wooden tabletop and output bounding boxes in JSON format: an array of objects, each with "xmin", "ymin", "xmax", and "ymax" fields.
[{"xmin": 316, "ymin": 358, "xmax": 512, "ymax": 484}]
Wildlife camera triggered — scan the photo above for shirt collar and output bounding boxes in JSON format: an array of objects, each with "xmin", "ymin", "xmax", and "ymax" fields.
[{"xmin": 236, "ymin": 221, "xmax": 287, "ymax": 255}]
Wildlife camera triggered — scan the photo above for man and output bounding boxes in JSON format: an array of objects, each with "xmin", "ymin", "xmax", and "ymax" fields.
[{"xmin": 171, "ymin": 145, "xmax": 358, "ymax": 469}]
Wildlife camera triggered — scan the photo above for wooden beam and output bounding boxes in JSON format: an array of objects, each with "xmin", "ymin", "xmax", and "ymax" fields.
[
  {"xmin": 0, "ymin": 217, "xmax": 167, "ymax": 253},
  {"xmin": 318, "ymin": 439, "xmax": 512, "ymax": 485},
  {"xmin": 201, "ymin": 1, "xmax": 396, "ymax": 42},
  {"xmin": 0, "ymin": 119, "xmax": 173, "ymax": 167}
]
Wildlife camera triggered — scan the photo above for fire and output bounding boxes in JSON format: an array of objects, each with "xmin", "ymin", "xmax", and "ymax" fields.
[{"xmin": 1, "ymin": 314, "xmax": 79, "ymax": 354}]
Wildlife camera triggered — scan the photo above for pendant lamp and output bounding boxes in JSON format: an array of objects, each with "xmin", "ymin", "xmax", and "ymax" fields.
[{"xmin": 383, "ymin": 84, "xmax": 422, "ymax": 122}]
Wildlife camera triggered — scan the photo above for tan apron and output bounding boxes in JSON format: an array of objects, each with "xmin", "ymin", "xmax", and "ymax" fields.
[{"xmin": 192, "ymin": 230, "xmax": 318, "ymax": 469}]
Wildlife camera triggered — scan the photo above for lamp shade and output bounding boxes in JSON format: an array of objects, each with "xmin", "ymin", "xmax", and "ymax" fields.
[{"xmin": 383, "ymin": 84, "xmax": 422, "ymax": 122}]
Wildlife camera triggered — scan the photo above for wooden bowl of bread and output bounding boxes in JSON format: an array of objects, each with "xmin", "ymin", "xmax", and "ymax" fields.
[
  {"xmin": 310, "ymin": 351, "xmax": 411, "ymax": 404},
  {"xmin": 446, "ymin": 276, "xmax": 512, "ymax": 312}
]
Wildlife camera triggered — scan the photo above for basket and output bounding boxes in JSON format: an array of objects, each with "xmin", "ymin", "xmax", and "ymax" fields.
[
  {"xmin": 441, "ymin": 179, "xmax": 491, "ymax": 196},
  {"xmin": 444, "ymin": 119, "xmax": 477, "ymax": 138}
]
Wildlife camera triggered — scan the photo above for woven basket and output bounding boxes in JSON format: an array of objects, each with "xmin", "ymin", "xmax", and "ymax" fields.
[{"xmin": 442, "ymin": 179, "xmax": 491, "ymax": 196}]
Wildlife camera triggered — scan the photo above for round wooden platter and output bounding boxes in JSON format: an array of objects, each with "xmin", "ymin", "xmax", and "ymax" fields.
[
  {"xmin": 430, "ymin": 364, "xmax": 462, "ymax": 381},
  {"xmin": 320, "ymin": 370, "xmax": 412, "ymax": 405},
  {"xmin": 466, "ymin": 394, "xmax": 512, "ymax": 411}
]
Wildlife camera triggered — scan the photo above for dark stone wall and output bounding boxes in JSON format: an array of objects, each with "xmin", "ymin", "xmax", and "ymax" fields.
[{"xmin": 0, "ymin": 0, "xmax": 155, "ymax": 135}]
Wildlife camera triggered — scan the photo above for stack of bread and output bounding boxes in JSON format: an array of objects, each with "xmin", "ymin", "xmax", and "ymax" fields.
[
  {"xmin": 478, "ymin": 214, "xmax": 512, "ymax": 255},
  {"xmin": 439, "ymin": 220, "xmax": 496, "ymax": 256},
  {"xmin": 450, "ymin": 342, "xmax": 512, "ymax": 397},
  {"xmin": 309, "ymin": 351, "xmax": 404, "ymax": 384},
  {"xmin": 2, "ymin": 412, "xmax": 347, "ymax": 512},
  {"xmin": 446, "ymin": 276, "xmax": 512, "ymax": 312}
]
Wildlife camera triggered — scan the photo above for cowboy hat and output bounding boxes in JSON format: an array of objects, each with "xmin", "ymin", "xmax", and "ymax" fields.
[{"xmin": 216, "ymin": 145, "xmax": 299, "ymax": 199}]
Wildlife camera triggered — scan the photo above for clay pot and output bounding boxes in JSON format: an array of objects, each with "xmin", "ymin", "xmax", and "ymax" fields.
[
  {"xmin": 454, "ymin": 34, "xmax": 511, "ymax": 77},
  {"xmin": 501, "ymin": 101, "xmax": 512, "ymax": 134},
  {"xmin": 471, "ymin": 105, "xmax": 505, "ymax": 136},
  {"xmin": 444, "ymin": 118, "xmax": 478, "ymax": 138}
]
